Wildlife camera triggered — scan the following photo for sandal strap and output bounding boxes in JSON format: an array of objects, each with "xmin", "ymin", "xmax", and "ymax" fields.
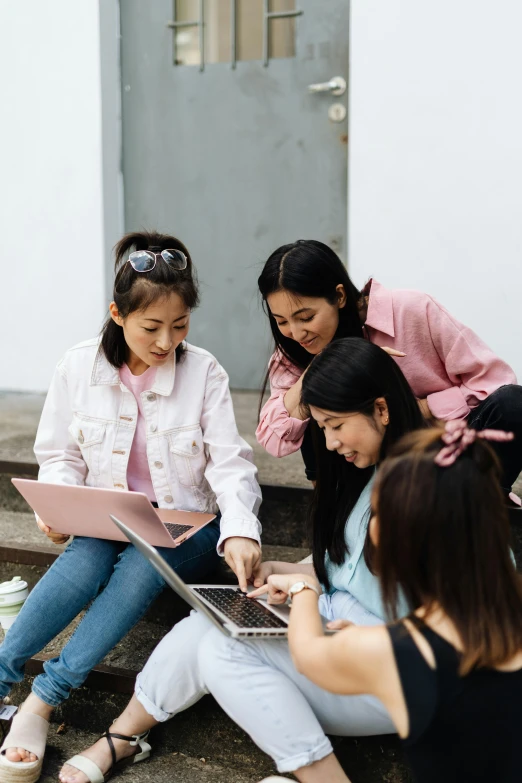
[
  {"xmin": 103, "ymin": 729, "xmax": 148, "ymax": 747},
  {"xmin": 65, "ymin": 755, "xmax": 104, "ymax": 783},
  {"xmin": 101, "ymin": 729, "xmax": 150, "ymax": 768},
  {"xmin": 0, "ymin": 712, "xmax": 49, "ymax": 759}
]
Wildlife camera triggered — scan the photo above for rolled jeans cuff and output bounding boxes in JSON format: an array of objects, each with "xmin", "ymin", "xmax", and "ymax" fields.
[
  {"xmin": 135, "ymin": 672, "xmax": 172, "ymax": 723},
  {"xmin": 32, "ymin": 678, "xmax": 64, "ymax": 708},
  {"xmin": 276, "ymin": 737, "xmax": 334, "ymax": 774}
]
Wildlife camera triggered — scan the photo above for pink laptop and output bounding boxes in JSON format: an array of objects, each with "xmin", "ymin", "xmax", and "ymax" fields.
[{"xmin": 11, "ymin": 479, "xmax": 216, "ymax": 548}]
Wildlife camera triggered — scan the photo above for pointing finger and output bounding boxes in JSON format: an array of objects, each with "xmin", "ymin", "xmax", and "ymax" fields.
[
  {"xmin": 234, "ymin": 559, "xmax": 248, "ymax": 593},
  {"xmin": 247, "ymin": 584, "xmax": 269, "ymax": 599}
]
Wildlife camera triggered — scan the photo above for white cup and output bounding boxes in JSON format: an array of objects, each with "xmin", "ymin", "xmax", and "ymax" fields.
[{"xmin": 0, "ymin": 576, "xmax": 29, "ymax": 631}]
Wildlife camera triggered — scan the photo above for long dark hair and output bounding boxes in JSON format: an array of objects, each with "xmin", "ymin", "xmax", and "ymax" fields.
[
  {"xmin": 374, "ymin": 428, "xmax": 522, "ymax": 674},
  {"xmin": 301, "ymin": 338, "xmax": 425, "ymax": 589},
  {"xmin": 100, "ymin": 231, "xmax": 199, "ymax": 368},
  {"xmin": 257, "ymin": 240, "xmax": 363, "ymax": 409}
]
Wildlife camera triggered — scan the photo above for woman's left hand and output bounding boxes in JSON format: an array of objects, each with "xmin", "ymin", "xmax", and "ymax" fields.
[
  {"xmin": 248, "ymin": 572, "xmax": 321, "ymax": 604},
  {"xmin": 223, "ymin": 537, "xmax": 262, "ymax": 592},
  {"xmin": 381, "ymin": 346, "xmax": 406, "ymax": 358}
]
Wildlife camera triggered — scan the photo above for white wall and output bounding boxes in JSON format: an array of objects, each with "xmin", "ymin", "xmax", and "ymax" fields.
[
  {"xmin": 0, "ymin": 1, "xmax": 110, "ymax": 391},
  {"xmin": 349, "ymin": 0, "xmax": 522, "ymax": 380}
]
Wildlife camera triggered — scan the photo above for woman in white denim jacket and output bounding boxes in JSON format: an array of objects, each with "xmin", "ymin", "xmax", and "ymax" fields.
[{"xmin": 0, "ymin": 231, "xmax": 262, "ymax": 783}]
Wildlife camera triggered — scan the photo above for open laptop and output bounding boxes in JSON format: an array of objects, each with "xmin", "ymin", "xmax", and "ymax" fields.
[
  {"xmin": 12, "ymin": 479, "xmax": 215, "ymax": 549},
  {"xmin": 111, "ymin": 514, "xmax": 291, "ymax": 638}
]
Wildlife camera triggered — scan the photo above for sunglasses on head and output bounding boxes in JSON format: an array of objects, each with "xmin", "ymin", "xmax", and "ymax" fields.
[{"xmin": 128, "ymin": 248, "xmax": 188, "ymax": 273}]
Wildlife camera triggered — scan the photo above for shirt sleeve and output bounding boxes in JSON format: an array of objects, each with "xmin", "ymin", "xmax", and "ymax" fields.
[
  {"xmin": 201, "ymin": 364, "xmax": 262, "ymax": 555},
  {"xmin": 424, "ymin": 298, "xmax": 517, "ymax": 420},
  {"xmin": 255, "ymin": 353, "xmax": 310, "ymax": 457},
  {"xmin": 34, "ymin": 363, "xmax": 88, "ymax": 486}
]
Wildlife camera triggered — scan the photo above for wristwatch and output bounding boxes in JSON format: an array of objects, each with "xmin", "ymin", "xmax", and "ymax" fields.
[{"xmin": 288, "ymin": 580, "xmax": 320, "ymax": 605}]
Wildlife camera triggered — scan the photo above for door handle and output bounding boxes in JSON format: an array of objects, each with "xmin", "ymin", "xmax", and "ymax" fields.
[{"xmin": 307, "ymin": 76, "xmax": 346, "ymax": 96}]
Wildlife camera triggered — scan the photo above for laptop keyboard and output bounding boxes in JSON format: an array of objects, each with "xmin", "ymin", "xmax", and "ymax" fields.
[
  {"xmin": 194, "ymin": 587, "xmax": 287, "ymax": 629},
  {"xmin": 164, "ymin": 522, "xmax": 193, "ymax": 540}
]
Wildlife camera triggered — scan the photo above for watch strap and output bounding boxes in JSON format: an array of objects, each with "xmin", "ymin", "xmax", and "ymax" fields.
[{"xmin": 288, "ymin": 580, "xmax": 320, "ymax": 604}]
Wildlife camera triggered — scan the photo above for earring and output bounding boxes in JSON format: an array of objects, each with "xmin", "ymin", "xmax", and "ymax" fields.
[{"xmin": 384, "ymin": 417, "xmax": 389, "ymax": 425}]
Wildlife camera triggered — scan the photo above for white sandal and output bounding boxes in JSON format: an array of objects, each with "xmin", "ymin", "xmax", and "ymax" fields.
[
  {"xmin": 64, "ymin": 729, "xmax": 151, "ymax": 783},
  {"xmin": 0, "ymin": 712, "xmax": 49, "ymax": 783}
]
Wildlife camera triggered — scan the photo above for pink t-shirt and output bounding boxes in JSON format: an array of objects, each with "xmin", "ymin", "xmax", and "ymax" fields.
[{"xmin": 119, "ymin": 364, "xmax": 157, "ymax": 501}]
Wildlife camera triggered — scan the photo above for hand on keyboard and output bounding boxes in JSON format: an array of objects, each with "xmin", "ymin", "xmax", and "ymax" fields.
[
  {"xmin": 223, "ymin": 537, "xmax": 262, "ymax": 592},
  {"xmin": 194, "ymin": 588, "xmax": 287, "ymax": 629}
]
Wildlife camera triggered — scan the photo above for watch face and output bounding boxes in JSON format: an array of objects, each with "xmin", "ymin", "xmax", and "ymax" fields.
[{"xmin": 290, "ymin": 581, "xmax": 306, "ymax": 594}]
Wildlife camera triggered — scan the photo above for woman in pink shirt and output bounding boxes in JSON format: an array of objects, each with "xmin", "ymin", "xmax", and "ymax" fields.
[{"xmin": 257, "ymin": 239, "xmax": 522, "ymax": 496}]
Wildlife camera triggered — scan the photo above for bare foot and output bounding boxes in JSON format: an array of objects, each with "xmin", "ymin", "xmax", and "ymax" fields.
[
  {"xmin": 59, "ymin": 735, "xmax": 137, "ymax": 783},
  {"xmin": 3, "ymin": 693, "xmax": 53, "ymax": 764}
]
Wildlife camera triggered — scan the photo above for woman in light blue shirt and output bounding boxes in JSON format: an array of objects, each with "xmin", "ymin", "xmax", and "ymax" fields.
[{"xmin": 59, "ymin": 338, "xmax": 424, "ymax": 783}]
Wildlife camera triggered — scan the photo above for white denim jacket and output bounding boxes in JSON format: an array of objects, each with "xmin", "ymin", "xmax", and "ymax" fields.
[{"xmin": 34, "ymin": 338, "xmax": 262, "ymax": 553}]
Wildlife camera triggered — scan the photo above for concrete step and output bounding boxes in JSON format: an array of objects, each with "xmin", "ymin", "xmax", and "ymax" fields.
[
  {"xmin": 0, "ymin": 511, "xmax": 310, "ymax": 628},
  {"xmin": 0, "ymin": 392, "xmax": 314, "ymax": 550},
  {"xmin": 0, "ymin": 510, "xmax": 306, "ymax": 562},
  {"xmin": 0, "ymin": 390, "xmax": 312, "ymax": 491},
  {"xmin": 0, "ymin": 515, "xmax": 410, "ymax": 782},
  {"xmin": 0, "ymin": 466, "xmax": 313, "ymax": 550},
  {"xmin": 4, "ymin": 683, "xmax": 409, "ymax": 783},
  {"xmin": 2, "ymin": 719, "xmax": 269, "ymax": 783}
]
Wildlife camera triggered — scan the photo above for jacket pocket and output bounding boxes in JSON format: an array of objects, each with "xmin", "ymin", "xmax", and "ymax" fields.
[
  {"xmin": 68, "ymin": 416, "xmax": 106, "ymax": 477},
  {"xmin": 168, "ymin": 427, "xmax": 207, "ymax": 488}
]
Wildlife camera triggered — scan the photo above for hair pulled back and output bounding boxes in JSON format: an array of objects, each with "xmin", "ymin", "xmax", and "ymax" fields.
[
  {"xmin": 301, "ymin": 338, "xmax": 425, "ymax": 589},
  {"xmin": 374, "ymin": 428, "xmax": 522, "ymax": 673},
  {"xmin": 100, "ymin": 230, "xmax": 199, "ymax": 368},
  {"xmin": 258, "ymin": 240, "xmax": 364, "ymax": 373}
]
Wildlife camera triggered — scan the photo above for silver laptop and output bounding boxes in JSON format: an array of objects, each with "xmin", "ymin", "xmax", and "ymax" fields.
[{"xmin": 110, "ymin": 514, "xmax": 290, "ymax": 638}]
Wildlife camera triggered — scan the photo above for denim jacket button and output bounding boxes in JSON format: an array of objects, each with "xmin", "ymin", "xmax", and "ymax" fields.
[
  {"xmin": 164, "ymin": 495, "xmax": 173, "ymax": 503},
  {"xmin": 150, "ymin": 424, "xmax": 157, "ymax": 433},
  {"xmin": 154, "ymin": 461, "xmax": 163, "ymax": 469},
  {"xmin": 147, "ymin": 393, "xmax": 156, "ymax": 401}
]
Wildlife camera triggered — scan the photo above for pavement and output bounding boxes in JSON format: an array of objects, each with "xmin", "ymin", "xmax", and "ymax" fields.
[
  {"xmin": 2, "ymin": 388, "xmax": 521, "ymax": 497},
  {"xmin": 0, "ymin": 390, "xmax": 309, "ymax": 488}
]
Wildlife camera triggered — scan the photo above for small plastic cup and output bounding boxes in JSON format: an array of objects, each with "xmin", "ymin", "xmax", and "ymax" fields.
[{"xmin": 0, "ymin": 576, "xmax": 29, "ymax": 632}]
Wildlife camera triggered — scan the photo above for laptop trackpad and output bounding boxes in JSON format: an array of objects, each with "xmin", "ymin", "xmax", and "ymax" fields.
[{"xmin": 247, "ymin": 589, "xmax": 290, "ymax": 622}]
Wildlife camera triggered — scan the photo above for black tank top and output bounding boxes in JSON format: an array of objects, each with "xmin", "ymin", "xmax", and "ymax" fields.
[{"xmin": 388, "ymin": 617, "xmax": 522, "ymax": 783}]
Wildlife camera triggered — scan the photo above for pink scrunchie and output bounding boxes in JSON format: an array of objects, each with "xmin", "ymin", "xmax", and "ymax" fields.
[{"xmin": 434, "ymin": 420, "xmax": 514, "ymax": 467}]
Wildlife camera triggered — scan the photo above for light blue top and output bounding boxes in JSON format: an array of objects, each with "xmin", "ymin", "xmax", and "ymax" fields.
[{"xmin": 324, "ymin": 473, "xmax": 409, "ymax": 621}]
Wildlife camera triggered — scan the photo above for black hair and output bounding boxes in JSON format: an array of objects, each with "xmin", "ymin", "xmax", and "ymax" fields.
[
  {"xmin": 257, "ymin": 240, "xmax": 364, "ymax": 409},
  {"xmin": 100, "ymin": 230, "xmax": 199, "ymax": 368},
  {"xmin": 301, "ymin": 338, "xmax": 425, "ymax": 589}
]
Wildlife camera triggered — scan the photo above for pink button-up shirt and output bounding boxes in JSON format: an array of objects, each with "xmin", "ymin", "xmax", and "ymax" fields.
[{"xmin": 256, "ymin": 279, "xmax": 516, "ymax": 457}]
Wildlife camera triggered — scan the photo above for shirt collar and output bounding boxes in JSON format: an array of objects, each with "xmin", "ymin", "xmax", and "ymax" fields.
[
  {"xmin": 364, "ymin": 279, "xmax": 395, "ymax": 338},
  {"xmin": 90, "ymin": 342, "xmax": 177, "ymax": 395}
]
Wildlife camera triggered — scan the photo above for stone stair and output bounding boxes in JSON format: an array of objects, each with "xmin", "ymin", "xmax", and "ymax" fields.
[
  {"xmin": 0, "ymin": 506, "xmax": 410, "ymax": 783},
  {"xmin": 1, "ymin": 461, "xmax": 521, "ymax": 783},
  {"xmin": 11, "ymin": 387, "xmax": 522, "ymax": 782},
  {"xmin": 0, "ymin": 468, "xmax": 414, "ymax": 782}
]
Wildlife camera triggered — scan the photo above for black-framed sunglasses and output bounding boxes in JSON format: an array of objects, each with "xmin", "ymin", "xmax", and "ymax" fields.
[{"xmin": 128, "ymin": 248, "xmax": 188, "ymax": 273}]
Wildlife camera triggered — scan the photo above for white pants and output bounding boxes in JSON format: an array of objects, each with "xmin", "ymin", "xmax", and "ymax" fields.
[{"xmin": 135, "ymin": 591, "xmax": 395, "ymax": 774}]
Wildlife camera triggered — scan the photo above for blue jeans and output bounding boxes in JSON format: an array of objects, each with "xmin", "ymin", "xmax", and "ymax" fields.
[{"xmin": 0, "ymin": 520, "xmax": 220, "ymax": 707}]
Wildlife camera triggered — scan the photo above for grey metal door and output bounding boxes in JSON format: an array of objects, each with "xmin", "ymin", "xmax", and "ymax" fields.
[{"xmin": 120, "ymin": 1, "xmax": 349, "ymax": 389}]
